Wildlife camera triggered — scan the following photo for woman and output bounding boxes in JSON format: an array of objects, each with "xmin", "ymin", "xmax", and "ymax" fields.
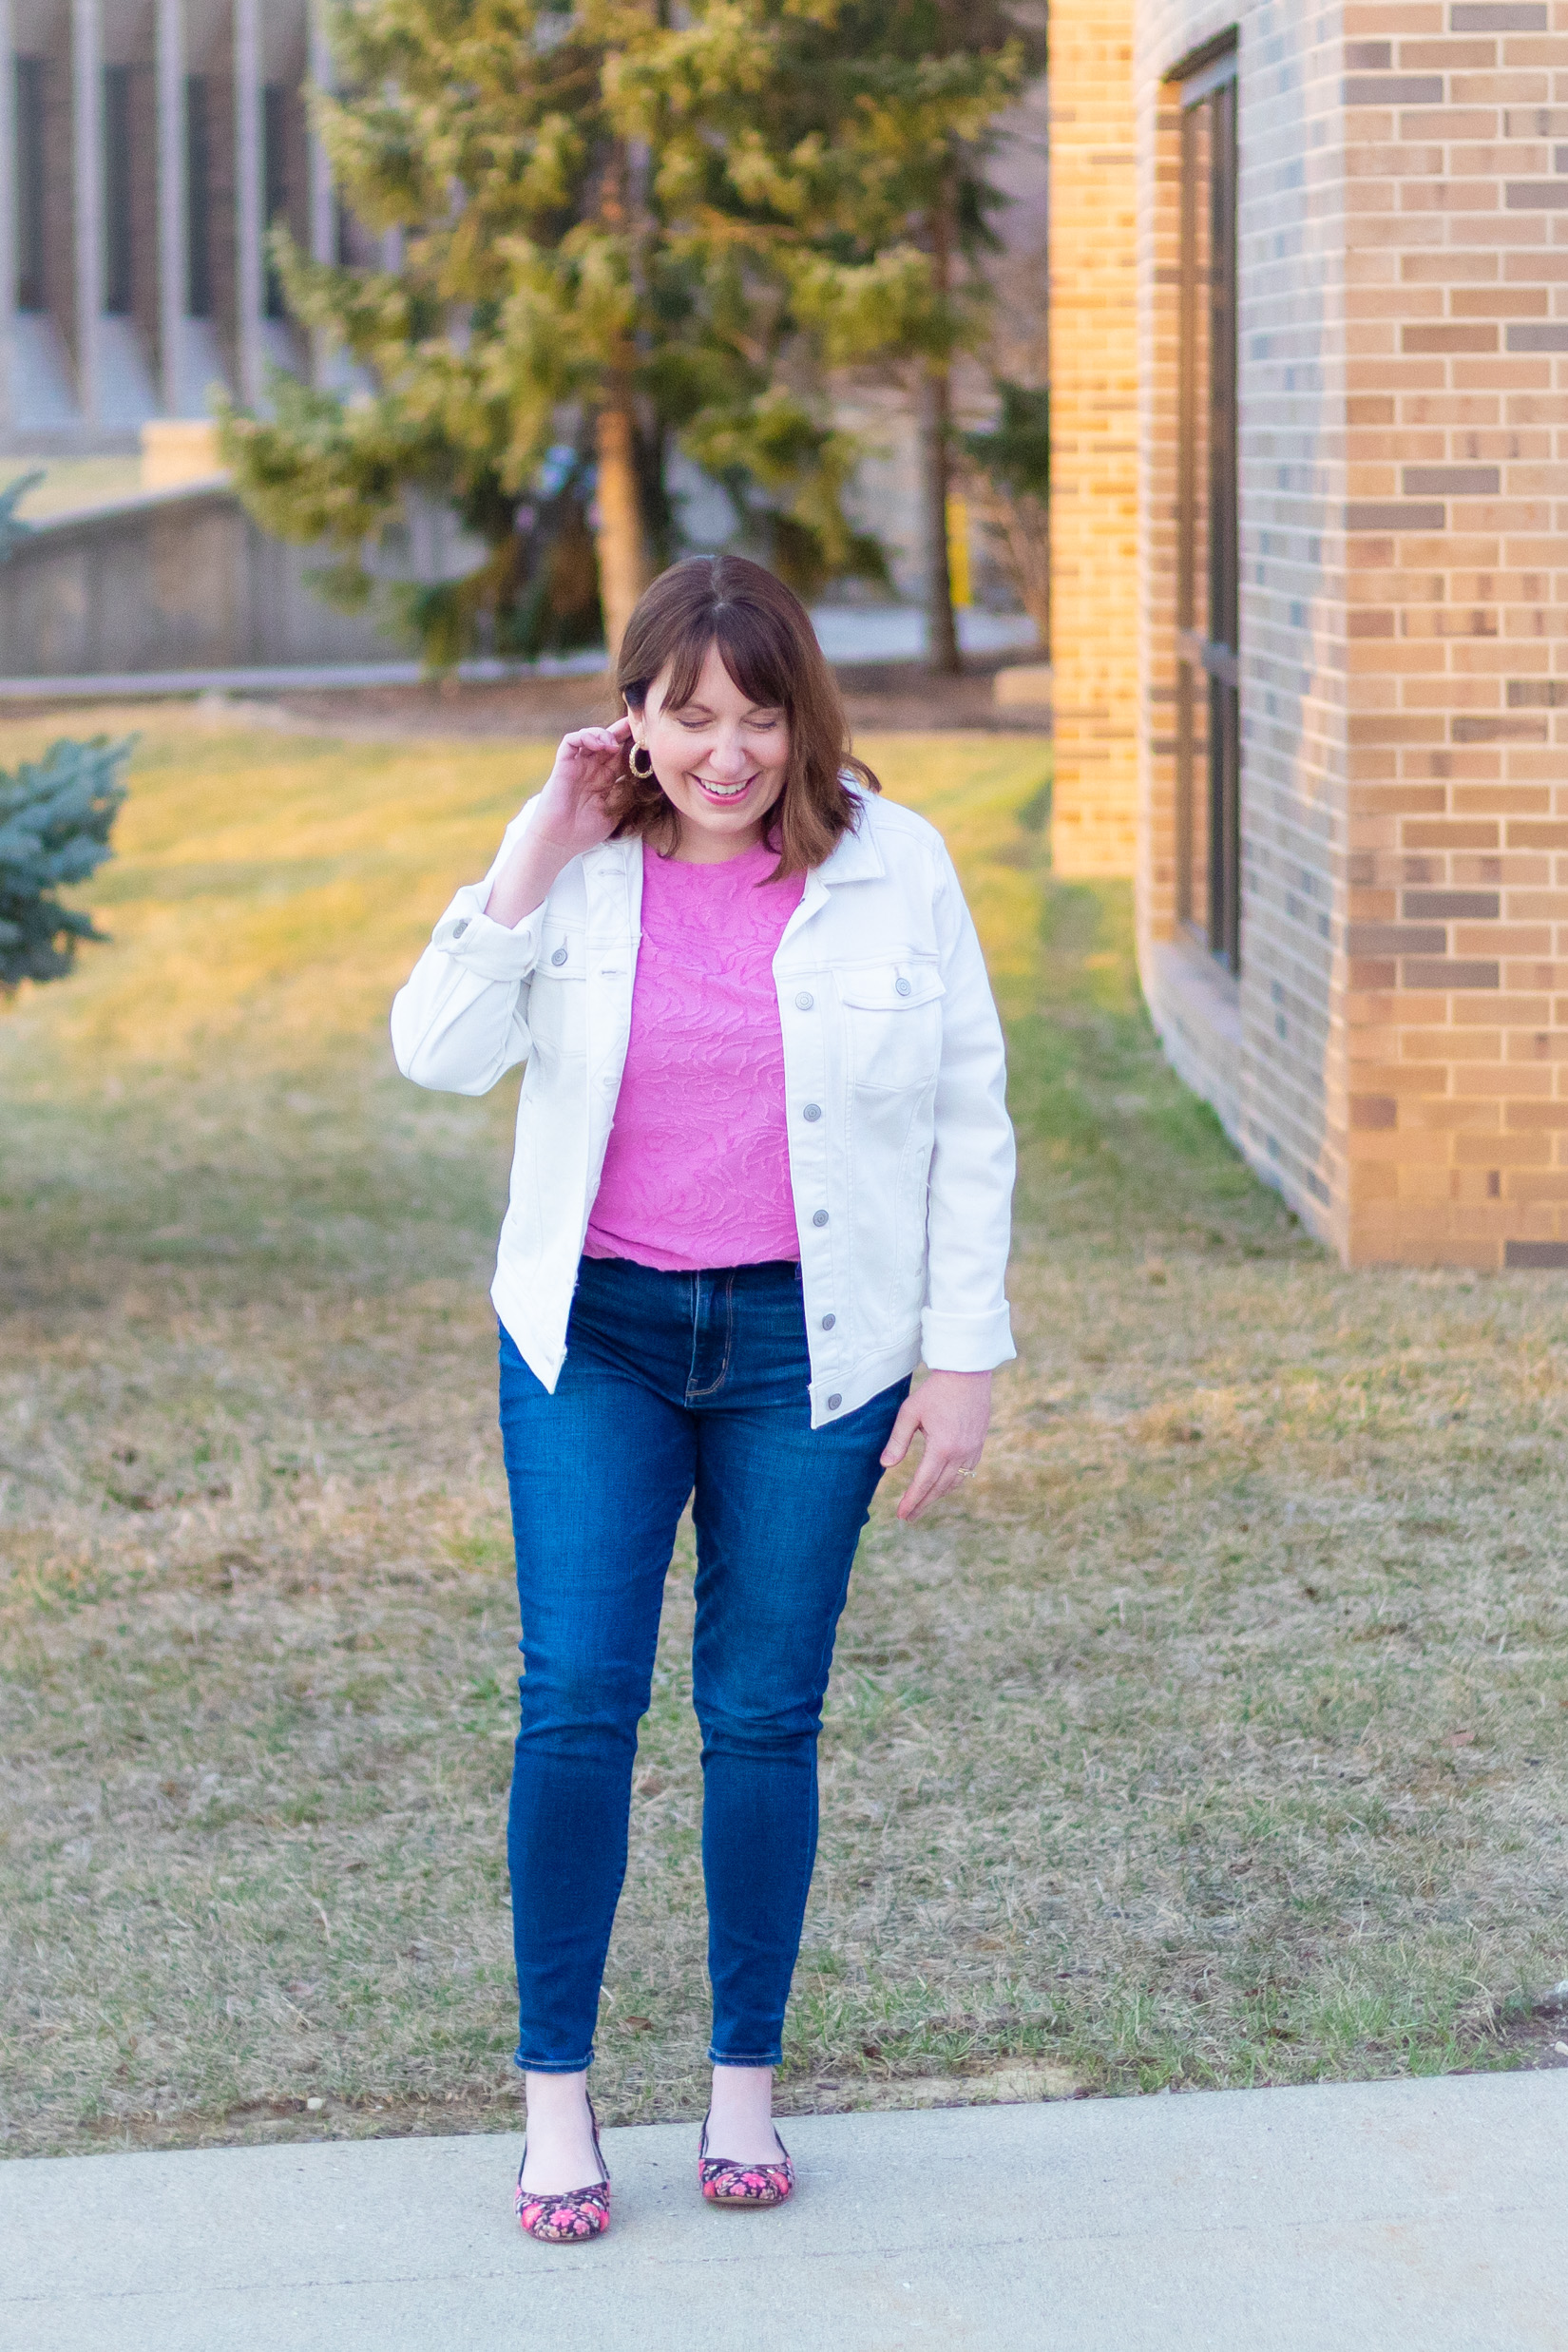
[{"xmin": 392, "ymin": 555, "xmax": 1015, "ymax": 2241}]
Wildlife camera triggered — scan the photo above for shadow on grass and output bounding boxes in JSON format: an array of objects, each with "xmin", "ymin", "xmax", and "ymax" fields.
[{"xmin": 1007, "ymin": 858, "xmax": 1305, "ymax": 1261}]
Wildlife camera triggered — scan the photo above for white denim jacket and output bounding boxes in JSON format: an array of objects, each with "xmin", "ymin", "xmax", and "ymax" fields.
[{"xmin": 391, "ymin": 785, "xmax": 1016, "ymax": 1426}]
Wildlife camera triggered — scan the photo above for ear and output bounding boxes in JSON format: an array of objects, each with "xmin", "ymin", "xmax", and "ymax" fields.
[{"xmin": 622, "ymin": 694, "xmax": 644, "ymax": 743}]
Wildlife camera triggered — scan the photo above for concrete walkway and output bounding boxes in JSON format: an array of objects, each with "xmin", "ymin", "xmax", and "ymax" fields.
[{"xmin": 4, "ymin": 2072, "xmax": 1563, "ymax": 2351}]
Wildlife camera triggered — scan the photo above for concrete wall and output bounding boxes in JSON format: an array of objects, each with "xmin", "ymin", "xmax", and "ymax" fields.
[
  {"xmin": 1, "ymin": 0, "xmax": 320, "ymax": 447},
  {"xmin": 0, "ymin": 478, "xmax": 399, "ymax": 672}
]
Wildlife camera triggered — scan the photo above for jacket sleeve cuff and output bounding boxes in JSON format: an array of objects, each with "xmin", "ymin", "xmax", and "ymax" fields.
[
  {"xmin": 920, "ymin": 1307, "xmax": 1016, "ymax": 1373},
  {"xmin": 430, "ymin": 889, "xmax": 545, "ymax": 981}
]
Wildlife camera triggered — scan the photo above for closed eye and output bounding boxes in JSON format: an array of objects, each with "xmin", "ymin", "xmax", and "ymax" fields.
[{"xmin": 670, "ymin": 706, "xmax": 783, "ymax": 728}]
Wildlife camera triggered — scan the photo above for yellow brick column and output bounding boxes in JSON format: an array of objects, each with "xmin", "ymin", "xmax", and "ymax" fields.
[{"xmin": 1048, "ymin": 0, "xmax": 1139, "ymax": 878}]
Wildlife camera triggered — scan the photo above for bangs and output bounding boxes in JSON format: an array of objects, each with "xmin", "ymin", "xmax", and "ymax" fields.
[{"xmin": 657, "ymin": 609, "xmax": 795, "ymax": 718}]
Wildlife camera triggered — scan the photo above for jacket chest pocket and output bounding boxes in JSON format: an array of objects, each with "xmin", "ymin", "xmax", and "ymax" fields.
[
  {"xmin": 527, "ymin": 923, "xmax": 588, "ymax": 1056},
  {"xmin": 834, "ymin": 961, "xmax": 946, "ymax": 1092}
]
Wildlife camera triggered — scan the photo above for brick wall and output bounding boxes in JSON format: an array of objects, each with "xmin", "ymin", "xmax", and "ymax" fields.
[
  {"xmin": 1338, "ymin": 0, "xmax": 1568, "ymax": 1267},
  {"xmin": 1134, "ymin": 0, "xmax": 1352, "ymax": 1250},
  {"xmin": 1061, "ymin": 0, "xmax": 1568, "ymax": 1266},
  {"xmin": 1048, "ymin": 0, "xmax": 1141, "ymax": 878}
]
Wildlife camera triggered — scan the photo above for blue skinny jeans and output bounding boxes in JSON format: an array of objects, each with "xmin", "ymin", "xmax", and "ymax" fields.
[{"xmin": 498, "ymin": 1253, "xmax": 908, "ymax": 2074}]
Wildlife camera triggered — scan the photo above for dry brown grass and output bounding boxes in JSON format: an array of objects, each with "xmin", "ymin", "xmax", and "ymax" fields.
[{"xmin": 3, "ymin": 709, "xmax": 1567, "ymax": 2160}]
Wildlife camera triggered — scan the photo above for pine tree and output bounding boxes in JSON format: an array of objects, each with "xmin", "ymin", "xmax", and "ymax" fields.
[
  {"xmin": 963, "ymin": 379, "xmax": 1049, "ymax": 657},
  {"xmin": 220, "ymin": 0, "xmax": 876, "ymax": 663},
  {"xmin": 747, "ymin": 2, "xmax": 1038, "ymax": 673},
  {"xmin": 0, "ymin": 475, "xmax": 130, "ymax": 993},
  {"xmin": 0, "ymin": 738, "xmax": 131, "ymax": 991}
]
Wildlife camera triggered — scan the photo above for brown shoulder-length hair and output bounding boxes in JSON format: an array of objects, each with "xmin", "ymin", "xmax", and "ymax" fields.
[{"xmin": 607, "ymin": 554, "xmax": 879, "ymax": 877}]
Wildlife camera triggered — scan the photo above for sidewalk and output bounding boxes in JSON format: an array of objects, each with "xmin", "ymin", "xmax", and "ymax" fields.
[
  {"xmin": 4, "ymin": 2071, "xmax": 1562, "ymax": 2351},
  {"xmin": 0, "ymin": 605, "xmax": 1040, "ymax": 702}
]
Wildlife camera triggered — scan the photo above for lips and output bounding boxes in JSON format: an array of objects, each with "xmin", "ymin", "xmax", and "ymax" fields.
[{"xmin": 695, "ymin": 774, "xmax": 755, "ymax": 802}]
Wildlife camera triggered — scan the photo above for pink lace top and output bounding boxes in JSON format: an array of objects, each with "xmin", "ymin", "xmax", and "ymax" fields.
[{"xmin": 583, "ymin": 838, "xmax": 807, "ymax": 1272}]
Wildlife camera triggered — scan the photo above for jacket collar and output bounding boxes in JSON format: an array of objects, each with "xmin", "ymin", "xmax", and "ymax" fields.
[
  {"xmin": 591, "ymin": 790, "xmax": 885, "ymax": 888},
  {"xmin": 817, "ymin": 789, "xmax": 886, "ymax": 887}
]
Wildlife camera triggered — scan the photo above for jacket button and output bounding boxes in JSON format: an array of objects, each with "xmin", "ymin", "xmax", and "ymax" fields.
[
  {"xmin": 802, "ymin": 1102, "xmax": 822, "ymax": 1121},
  {"xmin": 827, "ymin": 1393, "xmax": 842, "ymax": 1410},
  {"xmin": 895, "ymin": 975, "xmax": 912, "ymax": 996},
  {"xmin": 795, "ymin": 991, "xmax": 813, "ymax": 1010},
  {"xmin": 451, "ymin": 917, "xmax": 469, "ymax": 938},
  {"xmin": 820, "ymin": 1312, "xmax": 835, "ymax": 1329},
  {"xmin": 812, "ymin": 1209, "xmax": 829, "ymax": 1228},
  {"xmin": 551, "ymin": 946, "xmax": 568, "ymax": 966}
]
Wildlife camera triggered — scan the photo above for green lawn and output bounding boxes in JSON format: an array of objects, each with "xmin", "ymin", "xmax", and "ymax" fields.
[{"xmin": 2, "ymin": 708, "xmax": 1566, "ymax": 2158}]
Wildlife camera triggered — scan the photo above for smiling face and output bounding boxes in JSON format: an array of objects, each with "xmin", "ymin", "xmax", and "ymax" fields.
[{"xmin": 629, "ymin": 640, "xmax": 792, "ymax": 864}]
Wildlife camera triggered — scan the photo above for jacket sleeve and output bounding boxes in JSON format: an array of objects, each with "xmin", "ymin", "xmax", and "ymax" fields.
[
  {"xmin": 389, "ymin": 798, "xmax": 549, "ymax": 1097},
  {"xmin": 922, "ymin": 840, "xmax": 1018, "ymax": 1372}
]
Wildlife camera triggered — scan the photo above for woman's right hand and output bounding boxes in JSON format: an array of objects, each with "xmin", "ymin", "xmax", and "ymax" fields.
[
  {"xmin": 484, "ymin": 717, "xmax": 633, "ymax": 929},
  {"xmin": 531, "ymin": 717, "xmax": 634, "ymax": 859}
]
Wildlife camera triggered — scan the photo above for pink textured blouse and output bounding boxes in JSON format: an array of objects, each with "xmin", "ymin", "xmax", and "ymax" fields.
[{"xmin": 583, "ymin": 837, "xmax": 807, "ymax": 1272}]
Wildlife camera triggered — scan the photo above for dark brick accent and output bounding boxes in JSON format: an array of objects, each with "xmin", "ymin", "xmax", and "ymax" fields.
[
  {"xmin": 1401, "ymin": 465, "xmax": 1500, "ymax": 494},
  {"xmin": 1345, "ymin": 502, "xmax": 1447, "ymax": 532},
  {"xmin": 1402, "ymin": 890, "xmax": 1500, "ymax": 919},
  {"xmin": 1351, "ymin": 1096, "xmax": 1398, "ymax": 1130},
  {"xmin": 1344, "ymin": 75, "xmax": 1444, "ymax": 105},
  {"xmin": 1348, "ymin": 924, "xmax": 1447, "ymax": 954},
  {"xmin": 1402, "ymin": 325, "xmax": 1500, "ymax": 352},
  {"xmin": 1344, "ymin": 41, "xmax": 1392, "ymax": 67},
  {"xmin": 1507, "ymin": 680, "xmax": 1568, "ymax": 707},
  {"xmin": 1451, "ymin": 1, "xmax": 1547, "ymax": 23},
  {"xmin": 1506, "ymin": 324, "xmax": 1568, "ymax": 353},
  {"xmin": 1506, "ymin": 182, "xmax": 1568, "ymax": 208},
  {"xmin": 1452, "ymin": 715, "xmax": 1548, "ymax": 742},
  {"xmin": 1403, "ymin": 960, "xmax": 1500, "ymax": 988},
  {"xmin": 1505, "ymin": 1240, "xmax": 1568, "ymax": 1270}
]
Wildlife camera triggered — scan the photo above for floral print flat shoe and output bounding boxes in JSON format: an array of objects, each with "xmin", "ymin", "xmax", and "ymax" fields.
[
  {"xmin": 515, "ymin": 2096, "xmax": 611, "ymax": 2242},
  {"xmin": 698, "ymin": 2113, "xmax": 794, "ymax": 2208}
]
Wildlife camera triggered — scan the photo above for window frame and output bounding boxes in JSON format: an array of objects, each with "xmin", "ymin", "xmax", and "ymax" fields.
[
  {"xmin": 185, "ymin": 73, "xmax": 212, "ymax": 320},
  {"xmin": 103, "ymin": 64, "xmax": 134, "ymax": 318},
  {"xmin": 1171, "ymin": 36, "xmax": 1241, "ymax": 975},
  {"xmin": 14, "ymin": 56, "xmax": 47, "ymax": 315},
  {"xmin": 262, "ymin": 83, "xmax": 288, "ymax": 321}
]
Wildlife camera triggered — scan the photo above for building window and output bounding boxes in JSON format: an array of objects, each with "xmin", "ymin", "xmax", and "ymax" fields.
[
  {"xmin": 103, "ymin": 65, "xmax": 133, "ymax": 316},
  {"xmin": 185, "ymin": 74, "xmax": 212, "ymax": 317},
  {"xmin": 1174, "ymin": 41, "xmax": 1240, "ymax": 972},
  {"xmin": 15, "ymin": 56, "xmax": 46, "ymax": 313},
  {"xmin": 262, "ymin": 84, "xmax": 287, "ymax": 318}
]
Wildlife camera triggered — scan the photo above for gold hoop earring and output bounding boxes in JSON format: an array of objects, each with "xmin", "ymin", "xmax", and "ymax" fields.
[{"xmin": 628, "ymin": 743, "xmax": 655, "ymax": 781}]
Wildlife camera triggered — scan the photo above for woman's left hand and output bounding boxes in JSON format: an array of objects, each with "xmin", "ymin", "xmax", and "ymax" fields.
[{"xmin": 880, "ymin": 1369, "xmax": 992, "ymax": 1522}]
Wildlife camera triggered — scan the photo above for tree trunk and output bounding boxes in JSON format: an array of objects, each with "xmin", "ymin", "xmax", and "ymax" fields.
[
  {"xmin": 595, "ymin": 396, "xmax": 652, "ymax": 662},
  {"xmin": 918, "ymin": 360, "xmax": 962, "ymax": 676},
  {"xmin": 920, "ymin": 177, "xmax": 962, "ymax": 678}
]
